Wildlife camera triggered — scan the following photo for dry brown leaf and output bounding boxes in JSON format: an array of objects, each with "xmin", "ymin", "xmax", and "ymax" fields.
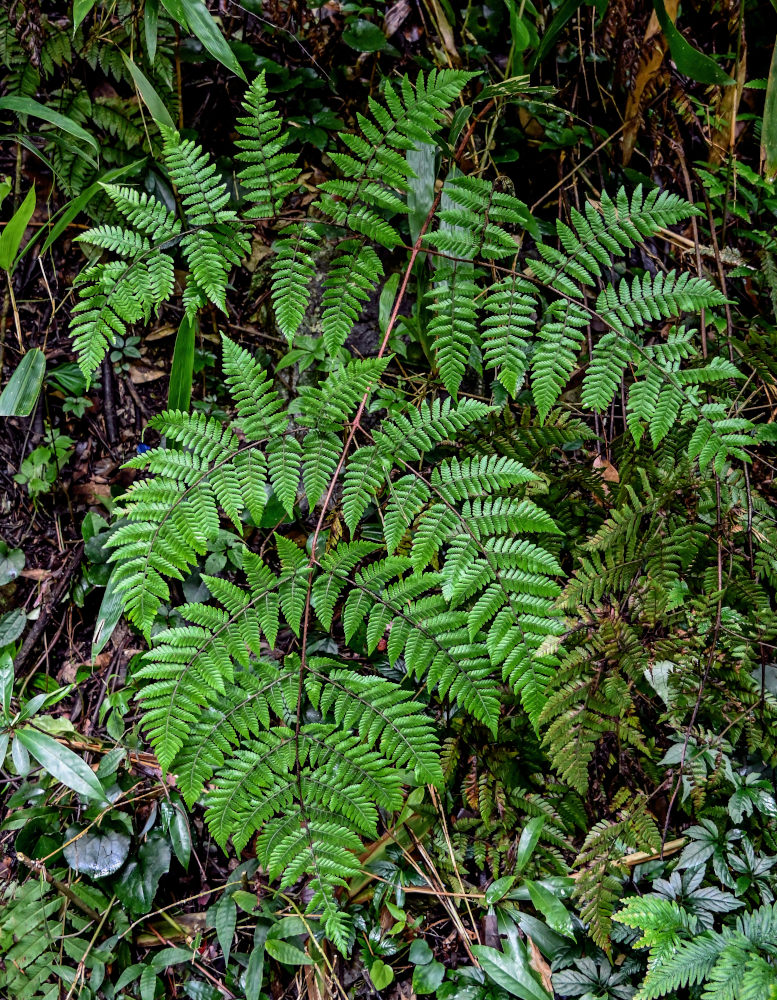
[
  {"xmin": 129, "ymin": 362, "xmax": 167, "ymax": 384},
  {"xmin": 145, "ymin": 323, "xmax": 178, "ymax": 342},
  {"xmin": 385, "ymin": 0, "xmax": 411, "ymax": 36},
  {"xmin": 709, "ymin": 33, "xmax": 747, "ymax": 164},
  {"xmin": 528, "ymin": 936, "xmax": 553, "ymax": 994},
  {"xmin": 593, "ymin": 454, "xmax": 620, "ymax": 487},
  {"xmin": 622, "ymin": 0, "xmax": 678, "ymax": 165}
]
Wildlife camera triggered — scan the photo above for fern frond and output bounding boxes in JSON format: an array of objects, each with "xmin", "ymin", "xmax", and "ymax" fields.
[{"xmin": 235, "ymin": 71, "xmax": 298, "ymax": 218}]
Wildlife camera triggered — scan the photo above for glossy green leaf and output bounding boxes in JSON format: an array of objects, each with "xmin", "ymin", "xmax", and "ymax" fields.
[
  {"xmin": 472, "ymin": 942, "xmax": 551, "ymax": 1000},
  {"xmin": 73, "ymin": 0, "xmax": 98, "ymax": 29},
  {"xmin": 114, "ymin": 831, "xmax": 172, "ymax": 914},
  {"xmin": 0, "ymin": 96, "xmax": 98, "ymax": 150},
  {"xmin": 0, "ymin": 348, "xmax": 46, "ymax": 417},
  {"xmin": 160, "ymin": 0, "xmax": 247, "ymax": 81},
  {"xmin": 486, "ymin": 874, "xmax": 517, "ymax": 904},
  {"xmin": 16, "ymin": 727, "xmax": 109, "ymax": 803},
  {"xmin": 524, "ymin": 879, "xmax": 575, "ymax": 939},
  {"xmin": 407, "ymin": 142, "xmax": 436, "ymax": 249},
  {"xmin": 122, "ymin": 53, "xmax": 175, "ymax": 129},
  {"xmin": 0, "ymin": 185, "xmax": 35, "ymax": 270},
  {"xmin": 12, "ymin": 734, "xmax": 30, "ymax": 775},
  {"xmin": 264, "ymin": 938, "xmax": 313, "ymax": 966},
  {"xmin": 161, "ymin": 797, "xmax": 192, "ymax": 869},
  {"xmin": 168, "ymin": 314, "xmax": 196, "ymax": 411},
  {"xmin": 63, "ymin": 825, "xmax": 131, "ymax": 877},
  {"xmin": 515, "ymin": 815, "xmax": 545, "ymax": 872},
  {"xmin": 343, "ymin": 18, "xmax": 387, "ymax": 52},
  {"xmin": 652, "ymin": 0, "xmax": 734, "ymax": 86},
  {"xmin": 0, "ymin": 541, "xmax": 24, "ymax": 584}
]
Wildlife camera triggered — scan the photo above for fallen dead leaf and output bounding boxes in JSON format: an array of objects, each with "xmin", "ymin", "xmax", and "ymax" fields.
[
  {"xmin": 528, "ymin": 936, "xmax": 553, "ymax": 994},
  {"xmin": 593, "ymin": 454, "xmax": 620, "ymax": 489},
  {"xmin": 622, "ymin": 0, "xmax": 678, "ymax": 165},
  {"xmin": 129, "ymin": 362, "xmax": 167, "ymax": 383},
  {"xmin": 145, "ymin": 323, "xmax": 179, "ymax": 342}
]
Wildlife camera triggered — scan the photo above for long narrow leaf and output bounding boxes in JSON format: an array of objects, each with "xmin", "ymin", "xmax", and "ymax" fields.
[
  {"xmin": 0, "ymin": 349, "xmax": 46, "ymax": 417},
  {"xmin": 0, "ymin": 186, "xmax": 35, "ymax": 271},
  {"xmin": 17, "ymin": 727, "xmax": 109, "ymax": 803},
  {"xmin": 0, "ymin": 96, "xmax": 99, "ymax": 150}
]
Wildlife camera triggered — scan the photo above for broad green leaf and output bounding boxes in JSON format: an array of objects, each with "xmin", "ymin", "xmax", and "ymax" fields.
[
  {"xmin": 168, "ymin": 314, "xmax": 196, "ymax": 411},
  {"xmin": 214, "ymin": 894, "xmax": 237, "ymax": 965},
  {"xmin": 515, "ymin": 815, "xmax": 545, "ymax": 872},
  {"xmin": 114, "ymin": 831, "xmax": 172, "ymax": 914},
  {"xmin": 233, "ymin": 890, "xmax": 258, "ymax": 912},
  {"xmin": 17, "ymin": 727, "xmax": 109, "ymax": 802},
  {"xmin": 160, "ymin": 0, "xmax": 247, "ymax": 81},
  {"xmin": 73, "ymin": 0, "xmax": 98, "ymax": 29},
  {"xmin": 412, "ymin": 960, "xmax": 445, "ymax": 995},
  {"xmin": 150, "ymin": 947, "xmax": 194, "ymax": 973},
  {"xmin": 140, "ymin": 965, "xmax": 156, "ymax": 1000},
  {"xmin": 409, "ymin": 939, "xmax": 434, "ymax": 965},
  {"xmin": 0, "ymin": 96, "xmax": 98, "ymax": 150},
  {"xmin": 12, "ymin": 734, "xmax": 30, "ymax": 775},
  {"xmin": 343, "ymin": 18, "xmax": 388, "ymax": 52},
  {"xmin": 652, "ymin": 0, "xmax": 734, "ymax": 86},
  {"xmin": 0, "ymin": 185, "xmax": 35, "ymax": 270},
  {"xmin": 370, "ymin": 960, "xmax": 394, "ymax": 990},
  {"xmin": 486, "ymin": 874, "xmax": 517, "ymax": 904},
  {"xmin": 264, "ymin": 938, "xmax": 313, "ymax": 966},
  {"xmin": 764, "ymin": 39, "xmax": 777, "ymax": 181},
  {"xmin": 524, "ymin": 879, "xmax": 575, "ymax": 939},
  {"xmin": 267, "ymin": 916, "xmax": 308, "ymax": 939},
  {"xmin": 122, "ymin": 53, "xmax": 175, "ymax": 129},
  {"xmin": 0, "ymin": 730, "xmax": 9, "ymax": 765},
  {"xmin": 471, "ymin": 942, "xmax": 551, "ymax": 1000},
  {"xmin": 0, "ymin": 607, "xmax": 26, "ymax": 647},
  {"xmin": 0, "ymin": 541, "xmax": 24, "ymax": 584},
  {"xmin": 0, "ymin": 348, "xmax": 46, "ymax": 417},
  {"xmin": 63, "ymin": 825, "xmax": 131, "ymax": 877}
]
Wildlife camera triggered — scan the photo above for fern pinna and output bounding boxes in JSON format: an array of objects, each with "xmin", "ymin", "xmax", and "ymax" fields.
[{"xmin": 71, "ymin": 68, "xmax": 777, "ymax": 954}]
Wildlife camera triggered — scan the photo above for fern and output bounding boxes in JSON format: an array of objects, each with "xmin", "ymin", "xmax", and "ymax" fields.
[
  {"xmin": 74, "ymin": 72, "xmax": 777, "ymax": 965},
  {"xmin": 616, "ymin": 898, "xmax": 777, "ymax": 1000},
  {"xmin": 235, "ymin": 71, "xmax": 297, "ymax": 218}
]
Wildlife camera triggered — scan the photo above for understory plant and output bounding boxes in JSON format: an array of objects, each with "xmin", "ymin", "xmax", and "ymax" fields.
[{"xmin": 39, "ymin": 61, "xmax": 777, "ymax": 982}]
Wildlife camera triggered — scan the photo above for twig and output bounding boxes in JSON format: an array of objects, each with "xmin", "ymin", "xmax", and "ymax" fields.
[
  {"xmin": 101, "ymin": 358, "xmax": 118, "ymax": 445},
  {"xmin": 14, "ymin": 543, "xmax": 84, "ymax": 677},
  {"xmin": 16, "ymin": 853, "xmax": 103, "ymax": 922}
]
